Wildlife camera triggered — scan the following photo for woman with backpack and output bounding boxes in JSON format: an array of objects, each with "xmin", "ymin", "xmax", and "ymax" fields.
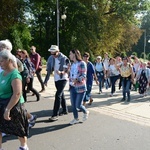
[{"xmin": 20, "ymin": 50, "xmax": 40, "ymax": 102}]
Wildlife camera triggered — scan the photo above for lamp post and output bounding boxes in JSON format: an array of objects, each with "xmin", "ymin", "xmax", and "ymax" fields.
[
  {"xmin": 143, "ymin": 30, "xmax": 146, "ymax": 60},
  {"xmin": 143, "ymin": 29, "xmax": 150, "ymax": 60},
  {"xmin": 56, "ymin": 0, "xmax": 60, "ymax": 47},
  {"xmin": 56, "ymin": 0, "xmax": 67, "ymax": 47}
]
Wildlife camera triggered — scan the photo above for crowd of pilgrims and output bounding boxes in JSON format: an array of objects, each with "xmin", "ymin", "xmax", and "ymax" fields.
[{"xmin": 93, "ymin": 53, "xmax": 150, "ymax": 102}]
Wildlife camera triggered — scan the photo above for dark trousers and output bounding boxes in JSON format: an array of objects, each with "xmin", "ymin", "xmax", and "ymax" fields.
[
  {"xmin": 53, "ymin": 80, "xmax": 68, "ymax": 116},
  {"xmin": 36, "ymin": 69, "xmax": 45, "ymax": 90},
  {"xmin": 23, "ymin": 78, "xmax": 39, "ymax": 102},
  {"xmin": 110, "ymin": 75, "xmax": 120, "ymax": 94}
]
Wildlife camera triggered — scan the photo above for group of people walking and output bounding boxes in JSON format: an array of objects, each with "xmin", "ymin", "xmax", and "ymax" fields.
[
  {"xmin": 94, "ymin": 54, "xmax": 150, "ymax": 102},
  {"xmin": 0, "ymin": 39, "xmax": 150, "ymax": 150}
]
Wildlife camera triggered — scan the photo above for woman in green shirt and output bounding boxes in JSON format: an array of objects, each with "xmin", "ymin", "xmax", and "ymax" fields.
[{"xmin": 0, "ymin": 50, "xmax": 29, "ymax": 150}]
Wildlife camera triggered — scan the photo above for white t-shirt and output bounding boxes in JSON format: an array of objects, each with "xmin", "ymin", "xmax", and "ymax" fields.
[
  {"xmin": 103, "ymin": 58, "xmax": 109, "ymax": 70},
  {"xmin": 54, "ymin": 57, "xmax": 68, "ymax": 82},
  {"xmin": 108, "ymin": 65, "xmax": 120, "ymax": 76},
  {"xmin": 70, "ymin": 62, "xmax": 78, "ymax": 86}
]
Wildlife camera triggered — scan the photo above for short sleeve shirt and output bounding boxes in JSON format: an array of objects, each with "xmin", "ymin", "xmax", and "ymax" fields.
[{"xmin": 0, "ymin": 69, "xmax": 24, "ymax": 103}]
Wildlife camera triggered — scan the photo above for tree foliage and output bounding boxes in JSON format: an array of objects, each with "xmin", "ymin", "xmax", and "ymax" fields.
[{"xmin": 0, "ymin": 0, "xmax": 149, "ymax": 59}]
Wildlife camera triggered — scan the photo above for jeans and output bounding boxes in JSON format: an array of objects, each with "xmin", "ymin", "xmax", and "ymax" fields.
[
  {"xmin": 122, "ymin": 79, "xmax": 131, "ymax": 99},
  {"xmin": 110, "ymin": 75, "xmax": 120, "ymax": 94},
  {"xmin": 97, "ymin": 74, "xmax": 104, "ymax": 92},
  {"xmin": 70, "ymin": 86, "xmax": 87, "ymax": 119},
  {"xmin": 53, "ymin": 80, "xmax": 68, "ymax": 116},
  {"xmin": 36, "ymin": 69, "xmax": 45, "ymax": 90},
  {"xmin": 83, "ymin": 84, "xmax": 92, "ymax": 102}
]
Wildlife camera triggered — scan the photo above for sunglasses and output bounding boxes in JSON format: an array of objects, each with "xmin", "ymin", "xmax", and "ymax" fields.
[
  {"xmin": 51, "ymin": 53, "xmax": 57, "ymax": 55},
  {"xmin": 83, "ymin": 55, "xmax": 89, "ymax": 57}
]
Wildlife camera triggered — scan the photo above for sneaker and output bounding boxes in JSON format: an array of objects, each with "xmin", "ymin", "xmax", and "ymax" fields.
[
  {"xmin": 69, "ymin": 119, "xmax": 79, "ymax": 125},
  {"xmin": 29, "ymin": 122, "xmax": 35, "ymax": 128},
  {"xmin": 39, "ymin": 89, "xmax": 45, "ymax": 93},
  {"xmin": 49, "ymin": 116, "xmax": 58, "ymax": 122},
  {"xmin": 29, "ymin": 115, "xmax": 37, "ymax": 123},
  {"xmin": 59, "ymin": 111, "xmax": 68, "ymax": 116},
  {"xmin": 83, "ymin": 110, "xmax": 89, "ymax": 121},
  {"xmin": 121, "ymin": 98, "xmax": 126, "ymax": 102},
  {"xmin": 88, "ymin": 98, "xmax": 93, "ymax": 105},
  {"xmin": 36, "ymin": 94, "xmax": 41, "ymax": 101},
  {"xmin": 127, "ymin": 97, "xmax": 131, "ymax": 102},
  {"xmin": 2, "ymin": 133, "xmax": 6, "ymax": 137},
  {"xmin": 18, "ymin": 146, "xmax": 29, "ymax": 150},
  {"xmin": 109, "ymin": 94, "xmax": 113, "ymax": 97}
]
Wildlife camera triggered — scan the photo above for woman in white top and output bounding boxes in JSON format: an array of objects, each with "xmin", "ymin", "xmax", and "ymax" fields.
[
  {"xmin": 108, "ymin": 58, "xmax": 120, "ymax": 96},
  {"xmin": 95, "ymin": 56, "xmax": 106, "ymax": 94}
]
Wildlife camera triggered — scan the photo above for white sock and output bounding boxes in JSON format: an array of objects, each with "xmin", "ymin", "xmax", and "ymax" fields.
[
  {"xmin": 20, "ymin": 144, "xmax": 28, "ymax": 149},
  {"xmin": 29, "ymin": 115, "xmax": 34, "ymax": 121}
]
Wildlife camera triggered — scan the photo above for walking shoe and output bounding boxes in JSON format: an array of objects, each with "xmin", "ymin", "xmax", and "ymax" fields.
[
  {"xmin": 39, "ymin": 89, "xmax": 45, "ymax": 93},
  {"xmin": 88, "ymin": 98, "xmax": 93, "ymax": 105},
  {"xmin": 83, "ymin": 110, "xmax": 89, "ymax": 121},
  {"xmin": 18, "ymin": 146, "xmax": 29, "ymax": 150},
  {"xmin": 69, "ymin": 119, "xmax": 79, "ymax": 125},
  {"xmin": 49, "ymin": 116, "xmax": 58, "ymax": 122},
  {"xmin": 29, "ymin": 115, "xmax": 37, "ymax": 123},
  {"xmin": 121, "ymin": 98, "xmax": 126, "ymax": 102},
  {"xmin": 59, "ymin": 111, "xmax": 68, "ymax": 116},
  {"xmin": 127, "ymin": 98, "xmax": 131, "ymax": 102},
  {"xmin": 2, "ymin": 133, "xmax": 6, "ymax": 137},
  {"xmin": 29, "ymin": 122, "xmax": 35, "ymax": 128},
  {"xmin": 36, "ymin": 94, "xmax": 41, "ymax": 101},
  {"xmin": 109, "ymin": 94, "xmax": 113, "ymax": 97}
]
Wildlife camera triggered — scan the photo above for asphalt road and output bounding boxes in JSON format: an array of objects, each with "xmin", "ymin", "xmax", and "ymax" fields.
[{"xmin": 2, "ymin": 77, "xmax": 150, "ymax": 150}]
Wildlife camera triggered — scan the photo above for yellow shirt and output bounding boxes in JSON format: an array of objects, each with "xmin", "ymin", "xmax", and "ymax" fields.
[{"xmin": 120, "ymin": 63, "xmax": 131, "ymax": 78}]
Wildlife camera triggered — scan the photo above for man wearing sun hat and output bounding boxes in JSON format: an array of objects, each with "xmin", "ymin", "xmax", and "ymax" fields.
[{"xmin": 44, "ymin": 45, "xmax": 70, "ymax": 121}]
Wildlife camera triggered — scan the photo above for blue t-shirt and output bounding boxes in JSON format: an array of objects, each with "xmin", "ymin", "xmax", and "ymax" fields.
[{"xmin": 86, "ymin": 61, "xmax": 95, "ymax": 85}]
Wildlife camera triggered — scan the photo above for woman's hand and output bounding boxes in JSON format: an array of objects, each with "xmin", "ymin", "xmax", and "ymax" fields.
[{"xmin": 4, "ymin": 109, "xmax": 11, "ymax": 120}]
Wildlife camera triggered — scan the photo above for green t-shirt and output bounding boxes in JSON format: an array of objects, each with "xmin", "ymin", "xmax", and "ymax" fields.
[{"xmin": 0, "ymin": 69, "xmax": 24, "ymax": 103}]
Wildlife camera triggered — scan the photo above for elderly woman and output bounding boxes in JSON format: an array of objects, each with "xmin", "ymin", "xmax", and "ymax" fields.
[
  {"xmin": 136, "ymin": 62, "xmax": 150, "ymax": 96},
  {"xmin": 0, "ymin": 50, "xmax": 29, "ymax": 150}
]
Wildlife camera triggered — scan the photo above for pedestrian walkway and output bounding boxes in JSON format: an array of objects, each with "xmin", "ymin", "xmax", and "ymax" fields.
[{"xmin": 32, "ymin": 76, "xmax": 150, "ymax": 127}]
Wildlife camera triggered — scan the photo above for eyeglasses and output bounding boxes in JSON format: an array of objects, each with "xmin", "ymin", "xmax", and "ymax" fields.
[{"xmin": 83, "ymin": 55, "xmax": 89, "ymax": 57}]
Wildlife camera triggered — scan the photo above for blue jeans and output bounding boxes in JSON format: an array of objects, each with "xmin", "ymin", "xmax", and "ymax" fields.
[
  {"xmin": 122, "ymin": 79, "xmax": 131, "ymax": 99},
  {"xmin": 97, "ymin": 74, "xmax": 104, "ymax": 92},
  {"xmin": 70, "ymin": 86, "xmax": 87, "ymax": 119},
  {"xmin": 83, "ymin": 84, "xmax": 92, "ymax": 102},
  {"xmin": 110, "ymin": 75, "xmax": 120, "ymax": 94}
]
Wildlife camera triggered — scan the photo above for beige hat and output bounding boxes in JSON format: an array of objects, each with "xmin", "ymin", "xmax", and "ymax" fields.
[
  {"xmin": 48, "ymin": 45, "xmax": 59, "ymax": 52},
  {"xmin": 97, "ymin": 56, "xmax": 102, "ymax": 59}
]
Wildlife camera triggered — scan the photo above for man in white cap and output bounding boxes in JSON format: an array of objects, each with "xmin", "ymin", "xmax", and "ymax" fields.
[{"xmin": 44, "ymin": 45, "xmax": 70, "ymax": 121}]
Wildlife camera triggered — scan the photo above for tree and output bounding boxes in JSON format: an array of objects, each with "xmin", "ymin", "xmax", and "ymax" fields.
[{"xmin": 0, "ymin": 0, "xmax": 25, "ymax": 38}]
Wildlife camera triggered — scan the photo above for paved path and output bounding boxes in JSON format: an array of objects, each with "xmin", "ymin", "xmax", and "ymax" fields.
[{"xmin": 32, "ymin": 76, "xmax": 150, "ymax": 127}]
